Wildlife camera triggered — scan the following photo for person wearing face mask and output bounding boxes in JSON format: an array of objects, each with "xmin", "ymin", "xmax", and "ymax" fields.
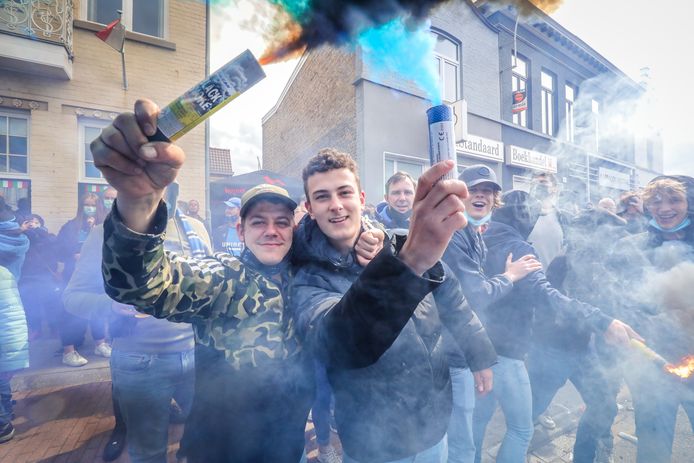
[
  {"xmin": 56, "ymin": 192, "xmax": 110, "ymax": 367},
  {"xmin": 103, "ymin": 186, "xmax": 118, "ymax": 212},
  {"xmin": 18, "ymin": 214, "xmax": 61, "ymax": 341},
  {"xmin": 375, "ymin": 171, "xmax": 416, "ymax": 231},
  {"xmin": 441, "ymin": 165, "xmax": 541, "ymax": 463},
  {"xmin": 605, "ymin": 176, "xmax": 694, "ymax": 463},
  {"xmin": 213, "ymin": 196, "xmax": 244, "ymax": 255},
  {"xmin": 471, "ymin": 190, "xmax": 642, "ymax": 463},
  {"xmin": 527, "ymin": 172, "xmax": 573, "ymax": 270}
]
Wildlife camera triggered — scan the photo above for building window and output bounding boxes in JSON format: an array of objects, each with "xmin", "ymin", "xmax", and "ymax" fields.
[
  {"xmin": 432, "ymin": 32, "xmax": 459, "ymax": 103},
  {"xmin": 87, "ymin": 0, "xmax": 166, "ymax": 38},
  {"xmin": 384, "ymin": 154, "xmax": 426, "ymax": 185},
  {"xmin": 511, "ymin": 54, "xmax": 528, "ymax": 127},
  {"xmin": 0, "ymin": 112, "xmax": 29, "ymax": 174},
  {"xmin": 565, "ymin": 84, "xmax": 576, "ymax": 143},
  {"xmin": 592, "ymin": 99, "xmax": 600, "ymax": 152},
  {"xmin": 80, "ymin": 119, "xmax": 110, "ymax": 181},
  {"xmin": 540, "ymin": 71, "xmax": 554, "ymax": 136}
]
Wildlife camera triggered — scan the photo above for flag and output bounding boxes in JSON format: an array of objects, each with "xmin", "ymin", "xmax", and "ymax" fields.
[{"xmin": 96, "ymin": 18, "xmax": 126, "ymax": 52}]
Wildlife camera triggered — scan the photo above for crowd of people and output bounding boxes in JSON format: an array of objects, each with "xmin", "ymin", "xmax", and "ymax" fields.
[{"xmin": 0, "ymin": 97, "xmax": 692, "ymax": 463}]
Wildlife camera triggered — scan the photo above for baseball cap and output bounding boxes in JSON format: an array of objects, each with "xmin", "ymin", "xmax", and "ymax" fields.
[
  {"xmin": 460, "ymin": 164, "xmax": 501, "ymax": 190},
  {"xmin": 224, "ymin": 197, "xmax": 242, "ymax": 208},
  {"xmin": 240, "ymin": 184, "xmax": 297, "ymax": 218}
]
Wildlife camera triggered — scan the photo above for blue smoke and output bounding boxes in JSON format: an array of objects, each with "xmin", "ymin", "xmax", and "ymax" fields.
[{"xmin": 357, "ymin": 18, "xmax": 441, "ymax": 105}]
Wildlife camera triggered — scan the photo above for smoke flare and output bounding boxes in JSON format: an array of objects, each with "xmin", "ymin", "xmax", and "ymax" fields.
[{"xmin": 666, "ymin": 356, "xmax": 694, "ymax": 379}]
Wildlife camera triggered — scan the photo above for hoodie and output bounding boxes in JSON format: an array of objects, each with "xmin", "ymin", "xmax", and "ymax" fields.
[{"xmin": 482, "ymin": 191, "xmax": 613, "ymax": 360}]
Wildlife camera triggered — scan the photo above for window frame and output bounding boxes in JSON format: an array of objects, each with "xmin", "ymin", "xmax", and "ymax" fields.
[
  {"xmin": 431, "ymin": 30, "xmax": 461, "ymax": 104},
  {"xmin": 511, "ymin": 54, "xmax": 529, "ymax": 128},
  {"xmin": 564, "ymin": 83, "xmax": 576, "ymax": 143},
  {"xmin": 383, "ymin": 152, "xmax": 427, "ymax": 187},
  {"xmin": 78, "ymin": 118, "xmax": 111, "ymax": 184},
  {"xmin": 540, "ymin": 70, "xmax": 555, "ymax": 136},
  {"xmin": 83, "ymin": 0, "xmax": 169, "ymax": 39},
  {"xmin": 0, "ymin": 109, "xmax": 31, "ymax": 177}
]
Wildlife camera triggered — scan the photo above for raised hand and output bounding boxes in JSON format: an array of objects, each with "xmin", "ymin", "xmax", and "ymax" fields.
[
  {"xmin": 398, "ymin": 161, "xmax": 468, "ymax": 275},
  {"xmin": 90, "ymin": 99, "xmax": 185, "ymax": 232}
]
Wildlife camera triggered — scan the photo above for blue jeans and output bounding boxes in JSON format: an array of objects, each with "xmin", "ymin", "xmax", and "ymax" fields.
[
  {"xmin": 0, "ymin": 373, "xmax": 13, "ymax": 428},
  {"xmin": 111, "ymin": 348, "xmax": 195, "ymax": 463},
  {"xmin": 343, "ymin": 436, "xmax": 447, "ymax": 463},
  {"xmin": 447, "ymin": 367, "xmax": 476, "ymax": 463},
  {"xmin": 312, "ymin": 360, "xmax": 333, "ymax": 446},
  {"xmin": 527, "ymin": 344, "xmax": 617, "ymax": 463},
  {"xmin": 473, "ymin": 356, "xmax": 533, "ymax": 463},
  {"xmin": 622, "ymin": 355, "xmax": 694, "ymax": 463}
]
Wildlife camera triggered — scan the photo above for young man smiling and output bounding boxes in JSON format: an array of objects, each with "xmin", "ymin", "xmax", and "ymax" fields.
[
  {"xmin": 291, "ymin": 149, "xmax": 497, "ymax": 463},
  {"xmin": 90, "ymin": 100, "xmax": 383, "ymax": 463},
  {"xmin": 442, "ymin": 165, "xmax": 541, "ymax": 463}
]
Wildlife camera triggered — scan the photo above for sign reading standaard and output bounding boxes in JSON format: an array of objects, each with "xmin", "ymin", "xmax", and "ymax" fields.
[
  {"xmin": 456, "ymin": 135, "xmax": 504, "ymax": 162},
  {"xmin": 505, "ymin": 145, "xmax": 557, "ymax": 173}
]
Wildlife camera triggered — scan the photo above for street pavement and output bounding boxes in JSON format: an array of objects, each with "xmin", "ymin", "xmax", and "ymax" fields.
[{"xmin": 3, "ymin": 335, "xmax": 693, "ymax": 462}]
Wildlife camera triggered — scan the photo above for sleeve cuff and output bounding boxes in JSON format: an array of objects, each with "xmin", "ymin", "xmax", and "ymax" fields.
[{"xmin": 111, "ymin": 198, "xmax": 169, "ymax": 240}]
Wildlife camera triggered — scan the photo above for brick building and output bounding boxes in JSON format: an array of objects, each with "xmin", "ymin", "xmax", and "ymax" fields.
[
  {"xmin": 263, "ymin": 0, "xmax": 663, "ymax": 204},
  {"xmin": 0, "ymin": 0, "xmax": 208, "ymax": 230}
]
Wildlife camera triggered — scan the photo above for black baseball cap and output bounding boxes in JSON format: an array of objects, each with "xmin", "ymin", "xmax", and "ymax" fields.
[{"xmin": 460, "ymin": 164, "xmax": 501, "ymax": 190}]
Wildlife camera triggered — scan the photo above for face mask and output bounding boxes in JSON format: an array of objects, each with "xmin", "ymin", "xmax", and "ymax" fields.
[
  {"xmin": 83, "ymin": 206, "xmax": 97, "ymax": 217},
  {"xmin": 464, "ymin": 211, "xmax": 492, "ymax": 228},
  {"xmin": 530, "ymin": 184, "xmax": 552, "ymax": 200},
  {"xmin": 103, "ymin": 199, "xmax": 114, "ymax": 209},
  {"xmin": 649, "ymin": 217, "xmax": 691, "ymax": 233}
]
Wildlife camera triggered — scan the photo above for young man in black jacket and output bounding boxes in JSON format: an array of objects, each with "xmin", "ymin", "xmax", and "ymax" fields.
[
  {"xmin": 291, "ymin": 149, "xmax": 496, "ymax": 463},
  {"xmin": 473, "ymin": 190, "xmax": 641, "ymax": 463}
]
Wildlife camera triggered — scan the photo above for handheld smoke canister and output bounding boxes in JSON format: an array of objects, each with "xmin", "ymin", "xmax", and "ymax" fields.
[
  {"xmin": 426, "ymin": 104, "xmax": 458, "ymax": 181},
  {"xmin": 148, "ymin": 50, "xmax": 266, "ymax": 143}
]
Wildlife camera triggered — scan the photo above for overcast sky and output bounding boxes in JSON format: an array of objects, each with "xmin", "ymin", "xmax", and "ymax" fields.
[{"xmin": 209, "ymin": 0, "xmax": 694, "ymax": 176}]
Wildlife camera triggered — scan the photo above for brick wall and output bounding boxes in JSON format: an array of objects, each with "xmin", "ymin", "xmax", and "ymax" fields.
[
  {"xmin": 262, "ymin": 47, "xmax": 357, "ymax": 181},
  {"xmin": 0, "ymin": 0, "xmax": 206, "ymax": 231}
]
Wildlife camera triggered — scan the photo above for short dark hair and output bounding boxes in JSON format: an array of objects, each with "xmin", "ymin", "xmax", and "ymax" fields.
[
  {"xmin": 531, "ymin": 171, "xmax": 558, "ymax": 186},
  {"xmin": 385, "ymin": 171, "xmax": 416, "ymax": 195},
  {"xmin": 302, "ymin": 148, "xmax": 360, "ymax": 199}
]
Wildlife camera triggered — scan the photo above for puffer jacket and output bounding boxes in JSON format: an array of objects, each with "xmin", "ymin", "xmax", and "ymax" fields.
[
  {"xmin": 291, "ymin": 217, "xmax": 495, "ymax": 463},
  {"xmin": 0, "ymin": 265, "xmax": 29, "ymax": 372}
]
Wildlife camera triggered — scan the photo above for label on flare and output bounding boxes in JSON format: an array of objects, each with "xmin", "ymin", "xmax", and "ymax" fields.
[
  {"xmin": 152, "ymin": 50, "xmax": 266, "ymax": 142},
  {"xmin": 427, "ymin": 104, "xmax": 458, "ymax": 181}
]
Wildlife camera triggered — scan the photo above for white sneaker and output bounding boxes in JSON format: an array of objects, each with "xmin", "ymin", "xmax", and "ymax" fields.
[
  {"xmin": 318, "ymin": 445, "xmax": 342, "ymax": 463},
  {"xmin": 538, "ymin": 414, "xmax": 556, "ymax": 430},
  {"xmin": 63, "ymin": 351, "xmax": 88, "ymax": 367},
  {"xmin": 94, "ymin": 343, "xmax": 112, "ymax": 358}
]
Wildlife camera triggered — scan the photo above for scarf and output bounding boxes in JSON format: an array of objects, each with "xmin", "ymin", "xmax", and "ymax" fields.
[
  {"xmin": 176, "ymin": 209, "xmax": 209, "ymax": 258},
  {"xmin": 0, "ymin": 220, "xmax": 29, "ymax": 279}
]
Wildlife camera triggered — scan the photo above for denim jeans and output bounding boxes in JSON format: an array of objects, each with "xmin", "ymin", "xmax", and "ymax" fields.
[
  {"xmin": 527, "ymin": 344, "xmax": 618, "ymax": 463},
  {"xmin": 312, "ymin": 360, "xmax": 333, "ymax": 446},
  {"xmin": 0, "ymin": 373, "xmax": 13, "ymax": 428},
  {"xmin": 343, "ymin": 436, "xmax": 447, "ymax": 463},
  {"xmin": 622, "ymin": 355, "xmax": 694, "ymax": 463},
  {"xmin": 472, "ymin": 356, "xmax": 533, "ymax": 463},
  {"xmin": 447, "ymin": 367, "xmax": 476, "ymax": 463},
  {"xmin": 111, "ymin": 348, "xmax": 195, "ymax": 463}
]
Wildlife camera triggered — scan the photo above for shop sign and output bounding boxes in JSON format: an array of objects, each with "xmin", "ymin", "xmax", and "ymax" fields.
[
  {"xmin": 598, "ymin": 167, "xmax": 631, "ymax": 190},
  {"xmin": 456, "ymin": 134, "xmax": 504, "ymax": 162},
  {"xmin": 505, "ymin": 145, "xmax": 557, "ymax": 173}
]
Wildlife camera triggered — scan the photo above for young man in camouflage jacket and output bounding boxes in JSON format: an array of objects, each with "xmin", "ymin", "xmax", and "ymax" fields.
[{"xmin": 91, "ymin": 99, "xmax": 383, "ymax": 463}]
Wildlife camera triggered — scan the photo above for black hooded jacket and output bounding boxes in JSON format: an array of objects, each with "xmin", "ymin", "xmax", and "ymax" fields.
[
  {"xmin": 290, "ymin": 217, "xmax": 496, "ymax": 462},
  {"xmin": 482, "ymin": 191, "xmax": 613, "ymax": 360}
]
